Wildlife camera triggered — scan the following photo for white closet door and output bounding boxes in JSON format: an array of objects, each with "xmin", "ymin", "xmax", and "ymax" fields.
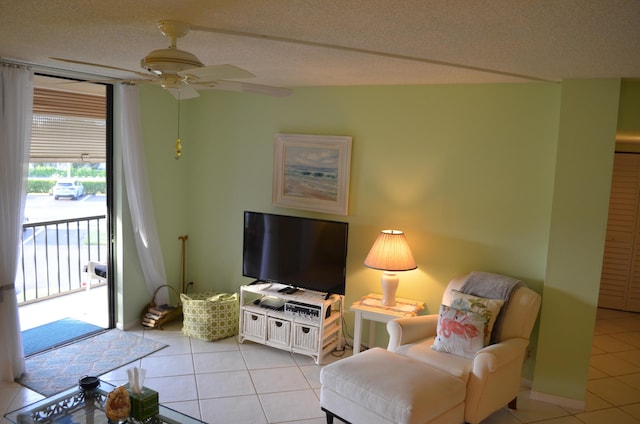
[
  {"xmin": 630, "ymin": 199, "xmax": 640, "ymax": 311},
  {"xmin": 599, "ymin": 153, "xmax": 640, "ymax": 312}
]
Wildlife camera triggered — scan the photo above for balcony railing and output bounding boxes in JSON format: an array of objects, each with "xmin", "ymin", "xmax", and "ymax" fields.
[{"xmin": 17, "ymin": 215, "xmax": 107, "ymax": 305}]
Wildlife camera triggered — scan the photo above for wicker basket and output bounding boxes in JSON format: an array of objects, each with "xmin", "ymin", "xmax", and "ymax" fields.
[
  {"xmin": 141, "ymin": 285, "xmax": 183, "ymax": 330},
  {"xmin": 181, "ymin": 292, "xmax": 239, "ymax": 341},
  {"xmin": 293, "ymin": 323, "xmax": 319, "ymax": 351}
]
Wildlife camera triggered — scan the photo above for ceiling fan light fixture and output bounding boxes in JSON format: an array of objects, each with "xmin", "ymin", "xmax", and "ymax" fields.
[{"xmin": 160, "ymin": 74, "xmax": 187, "ymax": 89}]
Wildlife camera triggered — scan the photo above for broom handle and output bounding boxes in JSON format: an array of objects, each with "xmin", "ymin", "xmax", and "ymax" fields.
[{"xmin": 178, "ymin": 235, "xmax": 188, "ymax": 293}]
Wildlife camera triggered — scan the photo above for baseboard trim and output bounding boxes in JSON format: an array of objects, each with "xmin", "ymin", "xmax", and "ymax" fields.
[
  {"xmin": 520, "ymin": 377, "xmax": 533, "ymax": 389},
  {"xmin": 118, "ymin": 319, "xmax": 139, "ymax": 331},
  {"xmin": 529, "ymin": 390, "xmax": 585, "ymax": 411}
]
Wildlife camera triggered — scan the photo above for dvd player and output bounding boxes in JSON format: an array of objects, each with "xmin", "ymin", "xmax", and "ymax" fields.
[
  {"xmin": 284, "ymin": 301, "xmax": 331, "ymax": 320},
  {"xmin": 284, "ymin": 300, "xmax": 320, "ymax": 319}
]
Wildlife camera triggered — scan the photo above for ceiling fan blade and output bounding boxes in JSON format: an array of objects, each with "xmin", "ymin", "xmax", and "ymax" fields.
[
  {"xmin": 165, "ymin": 83, "xmax": 200, "ymax": 100},
  {"xmin": 203, "ymin": 80, "xmax": 292, "ymax": 97},
  {"xmin": 50, "ymin": 57, "xmax": 152, "ymax": 78},
  {"xmin": 55, "ymin": 78, "xmax": 155, "ymax": 86},
  {"xmin": 179, "ymin": 64, "xmax": 255, "ymax": 83},
  {"xmin": 55, "ymin": 78, "xmax": 122, "ymax": 85}
]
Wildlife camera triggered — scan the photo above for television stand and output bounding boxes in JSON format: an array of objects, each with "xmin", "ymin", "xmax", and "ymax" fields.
[{"xmin": 238, "ymin": 282, "xmax": 343, "ymax": 364}]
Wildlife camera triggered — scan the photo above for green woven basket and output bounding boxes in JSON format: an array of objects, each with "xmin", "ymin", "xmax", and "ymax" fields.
[{"xmin": 181, "ymin": 292, "xmax": 239, "ymax": 341}]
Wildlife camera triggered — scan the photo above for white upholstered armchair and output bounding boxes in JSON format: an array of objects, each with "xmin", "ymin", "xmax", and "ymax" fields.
[{"xmin": 387, "ymin": 273, "xmax": 541, "ymax": 424}]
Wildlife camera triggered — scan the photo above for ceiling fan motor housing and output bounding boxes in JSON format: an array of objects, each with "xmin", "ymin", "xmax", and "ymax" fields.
[{"xmin": 141, "ymin": 48, "xmax": 204, "ymax": 75}]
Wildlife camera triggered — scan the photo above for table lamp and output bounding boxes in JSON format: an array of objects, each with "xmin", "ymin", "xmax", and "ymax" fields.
[{"xmin": 364, "ymin": 230, "xmax": 417, "ymax": 306}]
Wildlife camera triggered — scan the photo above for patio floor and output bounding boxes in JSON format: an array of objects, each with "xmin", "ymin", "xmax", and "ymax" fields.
[{"xmin": 18, "ymin": 284, "xmax": 109, "ymax": 332}]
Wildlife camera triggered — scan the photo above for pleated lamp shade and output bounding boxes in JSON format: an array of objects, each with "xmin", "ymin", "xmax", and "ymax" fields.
[
  {"xmin": 364, "ymin": 230, "xmax": 417, "ymax": 272},
  {"xmin": 364, "ymin": 230, "xmax": 417, "ymax": 306}
]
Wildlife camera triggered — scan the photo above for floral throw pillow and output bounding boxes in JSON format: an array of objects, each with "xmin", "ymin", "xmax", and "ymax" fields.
[
  {"xmin": 432, "ymin": 305, "xmax": 487, "ymax": 359},
  {"xmin": 450, "ymin": 290, "xmax": 505, "ymax": 345}
]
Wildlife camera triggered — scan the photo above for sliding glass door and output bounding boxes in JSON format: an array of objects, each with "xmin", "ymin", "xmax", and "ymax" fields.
[{"xmin": 18, "ymin": 75, "xmax": 113, "ymax": 354}]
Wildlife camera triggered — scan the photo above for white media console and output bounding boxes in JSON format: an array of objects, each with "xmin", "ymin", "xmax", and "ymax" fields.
[{"xmin": 238, "ymin": 282, "xmax": 343, "ymax": 364}]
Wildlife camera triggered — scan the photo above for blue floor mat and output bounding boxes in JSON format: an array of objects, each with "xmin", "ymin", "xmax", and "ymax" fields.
[{"xmin": 22, "ymin": 317, "xmax": 103, "ymax": 356}]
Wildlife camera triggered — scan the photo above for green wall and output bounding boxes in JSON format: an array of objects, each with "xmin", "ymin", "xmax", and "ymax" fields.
[
  {"xmin": 533, "ymin": 80, "xmax": 620, "ymax": 400},
  {"xmin": 112, "ymin": 86, "xmax": 190, "ymax": 325},
  {"xmin": 183, "ymin": 83, "xmax": 559, "ymax": 301},
  {"xmin": 618, "ymin": 80, "xmax": 640, "ymax": 134},
  {"xmin": 115, "ymin": 79, "xmax": 622, "ymax": 404}
]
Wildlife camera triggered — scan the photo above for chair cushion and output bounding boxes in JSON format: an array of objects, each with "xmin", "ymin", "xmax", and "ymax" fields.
[
  {"xmin": 450, "ymin": 289, "xmax": 505, "ymax": 345},
  {"xmin": 320, "ymin": 348, "xmax": 465, "ymax": 424},
  {"xmin": 432, "ymin": 304, "xmax": 486, "ymax": 359},
  {"xmin": 392, "ymin": 336, "xmax": 474, "ymax": 382}
]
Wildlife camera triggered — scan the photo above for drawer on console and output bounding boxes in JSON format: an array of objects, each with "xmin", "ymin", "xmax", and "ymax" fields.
[
  {"xmin": 267, "ymin": 317, "xmax": 291, "ymax": 347},
  {"xmin": 292, "ymin": 323, "xmax": 319, "ymax": 351},
  {"xmin": 242, "ymin": 310, "xmax": 266, "ymax": 339}
]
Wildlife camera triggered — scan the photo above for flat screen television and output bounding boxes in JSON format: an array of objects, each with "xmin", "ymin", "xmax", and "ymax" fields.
[{"xmin": 242, "ymin": 211, "xmax": 349, "ymax": 295}]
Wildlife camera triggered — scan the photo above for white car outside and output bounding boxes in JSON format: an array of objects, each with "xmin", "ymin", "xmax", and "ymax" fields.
[{"xmin": 53, "ymin": 179, "xmax": 85, "ymax": 200}]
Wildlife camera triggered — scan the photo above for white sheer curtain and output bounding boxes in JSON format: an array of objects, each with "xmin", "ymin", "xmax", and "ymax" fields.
[
  {"xmin": 116, "ymin": 84, "xmax": 169, "ymax": 305},
  {"xmin": 0, "ymin": 63, "xmax": 33, "ymax": 381}
]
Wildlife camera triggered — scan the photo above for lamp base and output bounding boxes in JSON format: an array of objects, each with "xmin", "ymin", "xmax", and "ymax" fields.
[{"xmin": 381, "ymin": 272, "xmax": 399, "ymax": 306}]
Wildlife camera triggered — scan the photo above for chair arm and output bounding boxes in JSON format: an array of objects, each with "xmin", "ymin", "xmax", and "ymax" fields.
[
  {"xmin": 465, "ymin": 338, "xmax": 530, "ymax": 423},
  {"xmin": 387, "ymin": 314, "xmax": 439, "ymax": 350},
  {"xmin": 473, "ymin": 338, "xmax": 529, "ymax": 373}
]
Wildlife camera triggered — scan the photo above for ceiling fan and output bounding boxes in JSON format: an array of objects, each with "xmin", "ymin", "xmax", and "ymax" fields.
[{"xmin": 52, "ymin": 20, "xmax": 292, "ymax": 99}]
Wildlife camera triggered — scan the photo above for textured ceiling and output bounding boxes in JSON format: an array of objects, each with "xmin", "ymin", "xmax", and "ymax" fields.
[{"xmin": 1, "ymin": 0, "xmax": 639, "ymax": 89}]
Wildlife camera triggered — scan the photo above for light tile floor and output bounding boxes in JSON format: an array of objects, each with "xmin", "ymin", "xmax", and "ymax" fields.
[{"xmin": 2, "ymin": 307, "xmax": 639, "ymax": 423}]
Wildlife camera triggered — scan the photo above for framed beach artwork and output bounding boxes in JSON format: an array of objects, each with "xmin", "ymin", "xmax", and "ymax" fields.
[{"xmin": 272, "ymin": 133, "xmax": 352, "ymax": 215}]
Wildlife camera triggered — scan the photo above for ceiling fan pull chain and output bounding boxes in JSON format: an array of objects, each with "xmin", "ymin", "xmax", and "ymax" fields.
[
  {"xmin": 175, "ymin": 94, "xmax": 182, "ymax": 160},
  {"xmin": 175, "ymin": 137, "xmax": 182, "ymax": 160}
]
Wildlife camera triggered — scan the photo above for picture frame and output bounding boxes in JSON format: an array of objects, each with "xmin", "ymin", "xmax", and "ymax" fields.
[{"xmin": 273, "ymin": 133, "xmax": 353, "ymax": 216}]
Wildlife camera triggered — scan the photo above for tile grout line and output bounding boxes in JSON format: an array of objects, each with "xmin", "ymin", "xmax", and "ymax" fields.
[{"xmin": 188, "ymin": 336, "xmax": 204, "ymax": 422}]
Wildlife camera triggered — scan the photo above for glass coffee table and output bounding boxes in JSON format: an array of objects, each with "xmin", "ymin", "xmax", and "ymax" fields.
[{"xmin": 4, "ymin": 380, "xmax": 205, "ymax": 424}]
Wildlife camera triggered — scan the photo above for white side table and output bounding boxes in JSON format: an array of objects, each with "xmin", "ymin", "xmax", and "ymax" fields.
[{"xmin": 350, "ymin": 293, "xmax": 424, "ymax": 354}]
